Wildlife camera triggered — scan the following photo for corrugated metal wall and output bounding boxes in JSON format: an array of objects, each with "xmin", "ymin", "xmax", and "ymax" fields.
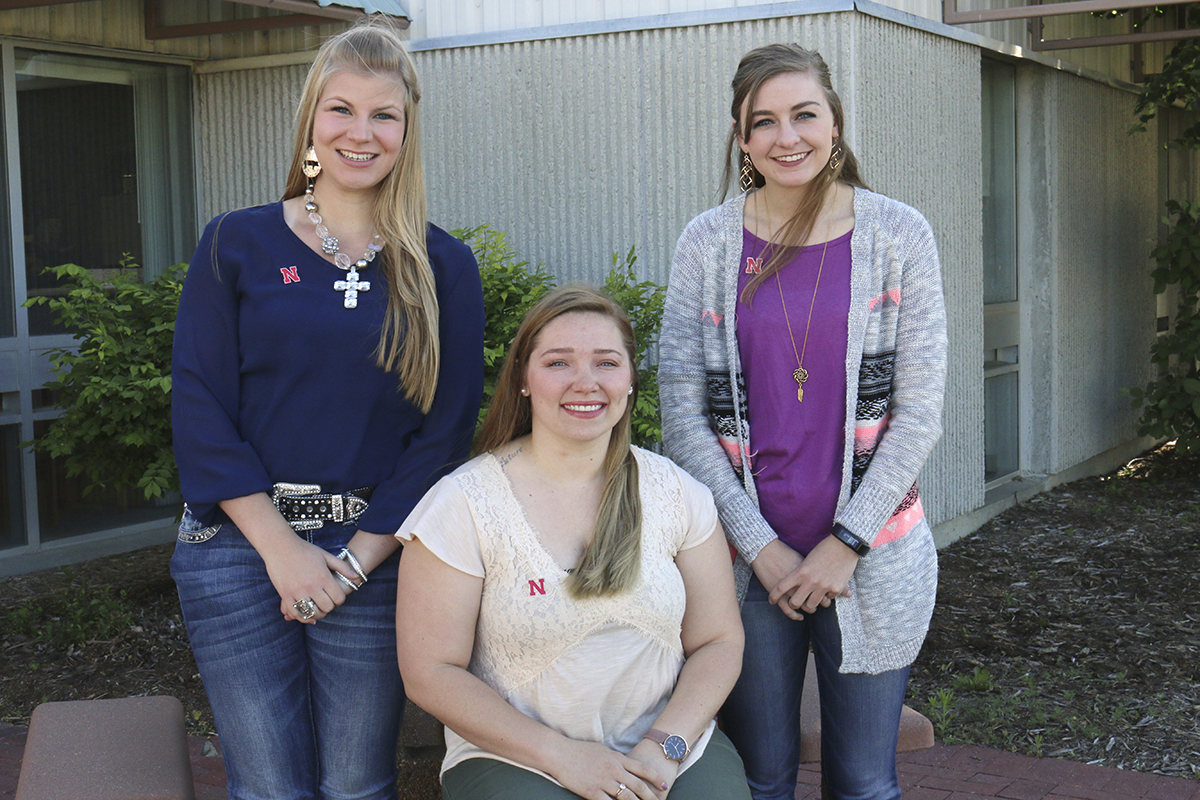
[
  {"xmin": 195, "ymin": 65, "xmax": 308, "ymax": 218},
  {"xmin": 408, "ymin": 0, "xmax": 942, "ymax": 40},
  {"xmin": 850, "ymin": 15, "xmax": 984, "ymax": 526},
  {"xmin": 417, "ymin": 16, "xmax": 852, "ymax": 284},
  {"xmin": 195, "ymin": 10, "xmax": 985, "ymax": 527},
  {"xmin": 401, "ymin": 0, "xmax": 1166, "ymax": 85}
]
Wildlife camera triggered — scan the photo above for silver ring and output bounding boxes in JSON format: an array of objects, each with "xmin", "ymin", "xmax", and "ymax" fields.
[{"xmin": 292, "ymin": 598, "xmax": 318, "ymax": 620}]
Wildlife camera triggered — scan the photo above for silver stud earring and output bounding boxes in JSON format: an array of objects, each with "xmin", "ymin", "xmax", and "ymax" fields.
[
  {"xmin": 627, "ymin": 386, "xmax": 634, "ymax": 396},
  {"xmin": 520, "ymin": 388, "xmax": 529, "ymax": 396}
]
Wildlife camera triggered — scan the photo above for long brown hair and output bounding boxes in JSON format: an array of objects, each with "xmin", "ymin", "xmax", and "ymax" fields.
[
  {"xmin": 721, "ymin": 43, "xmax": 871, "ymax": 304},
  {"xmin": 474, "ymin": 286, "xmax": 642, "ymax": 599},
  {"xmin": 283, "ymin": 19, "xmax": 440, "ymax": 413}
]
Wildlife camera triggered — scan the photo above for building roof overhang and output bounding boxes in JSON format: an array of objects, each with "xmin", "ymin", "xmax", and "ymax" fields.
[
  {"xmin": 942, "ymin": 0, "xmax": 1197, "ymax": 50},
  {"xmin": 0, "ymin": 0, "xmax": 409, "ymax": 38}
]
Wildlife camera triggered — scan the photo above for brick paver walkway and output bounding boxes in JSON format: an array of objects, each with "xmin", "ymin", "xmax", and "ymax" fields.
[{"xmin": 3, "ymin": 723, "xmax": 1197, "ymax": 800}]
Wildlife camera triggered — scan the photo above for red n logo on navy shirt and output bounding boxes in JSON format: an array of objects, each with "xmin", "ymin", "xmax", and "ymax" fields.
[{"xmin": 281, "ymin": 266, "xmax": 301, "ymax": 284}]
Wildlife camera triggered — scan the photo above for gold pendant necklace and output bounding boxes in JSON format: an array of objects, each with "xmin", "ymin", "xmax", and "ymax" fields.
[
  {"xmin": 753, "ymin": 190, "xmax": 832, "ymax": 403},
  {"xmin": 776, "ymin": 229, "xmax": 829, "ymax": 403}
]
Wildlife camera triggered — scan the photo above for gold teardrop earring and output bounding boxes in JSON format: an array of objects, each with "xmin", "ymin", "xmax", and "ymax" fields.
[{"xmin": 302, "ymin": 144, "xmax": 322, "ymax": 193}]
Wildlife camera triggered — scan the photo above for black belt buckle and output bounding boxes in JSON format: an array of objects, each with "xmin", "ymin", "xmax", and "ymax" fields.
[{"xmin": 271, "ymin": 482, "xmax": 370, "ymax": 532}]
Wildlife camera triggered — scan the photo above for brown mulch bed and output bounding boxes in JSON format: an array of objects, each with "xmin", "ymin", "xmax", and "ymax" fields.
[
  {"xmin": 0, "ymin": 441, "xmax": 1197, "ymax": 789},
  {"xmin": 908, "ymin": 441, "xmax": 1200, "ymax": 780}
]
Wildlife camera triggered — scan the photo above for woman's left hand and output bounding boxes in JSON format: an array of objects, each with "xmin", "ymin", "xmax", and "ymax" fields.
[
  {"xmin": 624, "ymin": 739, "xmax": 680, "ymax": 800},
  {"xmin": 769, "ymin": 534, "xmax": 858, "ymax": 618},
  {"xmin": 343, "ymin": 530, "xmax": 402, "ymax": 575}
]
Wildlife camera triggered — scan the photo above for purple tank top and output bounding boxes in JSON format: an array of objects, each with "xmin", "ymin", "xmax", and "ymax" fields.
[{"xmin": 736, "ymin": 227, "xmax": 852, "ymax": 555}]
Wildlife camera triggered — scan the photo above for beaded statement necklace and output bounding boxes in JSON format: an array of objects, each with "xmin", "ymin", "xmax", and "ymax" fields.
[
  {"xmin": 300, "ymin": 145, "xmax": 384, "ymax": 310},
  {"xmin": 304, "ymin": 192, "xmax": 384, "ymax": 309}
]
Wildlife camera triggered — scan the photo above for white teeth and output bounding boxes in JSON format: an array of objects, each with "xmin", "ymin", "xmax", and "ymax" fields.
[
  {"xmin": 340, "ymin": 151, "xmax": 374, "ymax": 162},
  {"xmin": 564, "ymin": 404, "xmax": 603, "ymax": 412},
  {"xmin": 776, "ymin": 153, "xmax": 807, "ymax": 163}
]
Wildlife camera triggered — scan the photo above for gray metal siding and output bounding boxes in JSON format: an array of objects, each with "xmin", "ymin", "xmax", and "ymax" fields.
[
  {"xmin": 852, "ymin": 16, "xmax": 984, "ymax": 526},
  {"xmin": 417, "ymin": 16, "xmax": 854, "ymax": 285},
  {"xmin": 196, "ymin": 65, "xmax": 308, "ymax": 222},
  {"xmin": 1048, "ymin": 70, "xmax": 1158, "ymax": 473}
]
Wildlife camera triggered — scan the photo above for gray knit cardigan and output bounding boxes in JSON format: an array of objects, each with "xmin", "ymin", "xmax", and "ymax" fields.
[{"xmin": 658, "ymin": 188, "xmax": 947, "ymax": 675}]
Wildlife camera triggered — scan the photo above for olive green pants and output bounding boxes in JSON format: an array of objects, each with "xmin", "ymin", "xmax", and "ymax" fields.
[{"xmin": 441, "ymin": 729, "xmax": 751, "ymax": 800}]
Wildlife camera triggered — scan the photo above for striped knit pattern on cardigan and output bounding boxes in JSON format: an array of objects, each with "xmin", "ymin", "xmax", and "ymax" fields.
[{"xmin": 658, "ymin": 188, "xmax": 948, "ymax": 674}]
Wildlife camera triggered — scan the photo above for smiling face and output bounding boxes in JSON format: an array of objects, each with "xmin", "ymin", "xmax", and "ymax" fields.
[
  {"xmin": 737, "ymin": 70, "xmax": 838, "ymax": 196},
  {"xmin": 310, "ymin": 69, "xmax": 407, "ymax": 198},
  {"xmin": 524, "ymin": 311, "xmax": 633, "ymax": 450}
]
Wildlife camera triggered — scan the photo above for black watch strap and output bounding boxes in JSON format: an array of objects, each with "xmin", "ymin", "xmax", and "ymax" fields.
[{"xmin": 831, "ymin": 524, "xmax": 870, "ymax": 556}]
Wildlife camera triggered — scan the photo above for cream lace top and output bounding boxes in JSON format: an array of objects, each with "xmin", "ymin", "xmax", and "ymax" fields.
[{"xmin": 396, "ymin": 447, "xmax": 720, "ymax": 782}]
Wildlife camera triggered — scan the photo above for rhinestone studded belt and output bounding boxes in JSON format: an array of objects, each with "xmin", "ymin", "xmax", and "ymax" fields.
[{"xmin": 271, "ymin": 483, "xmax": 373, "ymax": 532}]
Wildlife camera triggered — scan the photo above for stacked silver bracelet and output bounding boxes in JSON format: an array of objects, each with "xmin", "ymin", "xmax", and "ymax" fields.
[{"xmin": 332, "ymin": 547, "xmax": 369, "ymax": 593}]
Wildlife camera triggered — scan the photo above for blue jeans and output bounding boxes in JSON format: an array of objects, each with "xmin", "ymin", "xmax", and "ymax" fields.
[
  {"xmin": 170, "ymin": 510, "xmax": 404, "ymax": 800},
  {"xmin": 721, "ymin": 577, "xmax": 908, "ymax": 800}
]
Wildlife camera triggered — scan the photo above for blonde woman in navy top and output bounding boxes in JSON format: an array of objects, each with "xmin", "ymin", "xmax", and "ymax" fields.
[
  {"xmin": 169, "ymin": 21, "xmax": 483, "ymax": 800},
  {"xmin": 659, "ymin": 44, "xmax": 947, "ymax": 800}
]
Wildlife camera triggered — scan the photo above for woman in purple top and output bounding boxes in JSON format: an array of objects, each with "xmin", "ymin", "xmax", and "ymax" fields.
[
  {"xmin": 169, "ymin": 20, "xmax": 484, "ymax": 800},
  {"xmin": 659, "ymin": 44, "xmax": 948, "ymax": 800}
]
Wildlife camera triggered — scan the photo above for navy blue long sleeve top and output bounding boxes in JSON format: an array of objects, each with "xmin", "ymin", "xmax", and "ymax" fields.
[{"xmin": 172, "ymin": 202, "xmax": 484, "ymax": 535}]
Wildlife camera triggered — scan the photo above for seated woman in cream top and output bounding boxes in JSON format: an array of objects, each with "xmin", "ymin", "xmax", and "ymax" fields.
[{"xmin": 396, "ymin": 287, "xmax": 750, "ymax": 800}]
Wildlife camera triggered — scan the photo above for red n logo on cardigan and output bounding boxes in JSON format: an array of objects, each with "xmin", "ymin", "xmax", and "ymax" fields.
[{"xmin": 528, "ymin": 579, "xmax": 546, "ymax": 596}]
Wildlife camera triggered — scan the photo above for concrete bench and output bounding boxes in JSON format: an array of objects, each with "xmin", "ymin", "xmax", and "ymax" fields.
[
  {"xmin": 799, "ymin": 653, "xmax": 934, "ymax": 762},
  {"xmin": 16, "ymin": 696, "xmax": 195, "ymax": 800}
]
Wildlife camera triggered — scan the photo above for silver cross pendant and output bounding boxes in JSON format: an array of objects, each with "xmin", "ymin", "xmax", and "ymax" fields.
[{"xmin": 333, "ymin": 270, "xmax": 371, "ymax": 309}]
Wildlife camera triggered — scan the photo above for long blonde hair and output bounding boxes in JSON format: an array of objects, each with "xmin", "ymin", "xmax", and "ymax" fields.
[
  {"xmin": 474, "ymin": 287, "xmax": 642, "ymax": 599},
  {"xmin": 721, "ymin": 44, "xmax": 871, "ymax": 305},
  {"xmin": 283, "ymin": 19, "xmax": 440, "ymax": 413}
]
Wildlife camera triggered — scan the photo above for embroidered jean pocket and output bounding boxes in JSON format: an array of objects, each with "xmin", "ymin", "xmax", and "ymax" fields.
[{"xmin": 178, "ymin": 505, "xmax": 221, "ymax": 543}]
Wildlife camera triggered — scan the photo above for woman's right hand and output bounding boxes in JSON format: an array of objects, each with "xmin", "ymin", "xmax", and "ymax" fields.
[
  {"xmin": 218, "ymin": 492, "xmax": 358, "ymax": 624},
  {"xmin": 262, "ymin": 534, "xmax": 355, "ymax": 623},
  {"xmin": 548, "ymin": 738, "xmax": 668, "ymax": 800},
  {"xmin": 750, "ymin": 539, "xmax": 807, "ymax": 620}
]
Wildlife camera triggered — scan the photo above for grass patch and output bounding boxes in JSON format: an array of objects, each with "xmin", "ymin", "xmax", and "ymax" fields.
[{"xmin": 2, "ymin": 569, "xmax": 135, "ymax": 648}]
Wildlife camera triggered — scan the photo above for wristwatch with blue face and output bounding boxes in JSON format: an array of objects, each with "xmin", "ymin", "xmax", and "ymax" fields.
[{"xmin": 643, "ymin": 728, "xmax": 690, "ymax": 762}]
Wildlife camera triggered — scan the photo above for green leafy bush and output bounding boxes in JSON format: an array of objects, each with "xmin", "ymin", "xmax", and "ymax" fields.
[
  {"xmin": 1128, "ymin": 200, "xmax": 1200, "ymax": 454},
  {"xmin": 603, "ymin": 247, "xmax": 667, "ymax": 447},
  {"xmin": 25, "ymin": 259, "xmax": 184, "ymax": 500},
  {"xmin": 453, "ymin": 225, "xmax": 557, "ymax": 426},
  {"xmin": 1129, "ymin": 26, "xmax": 1200, "ymax": 454},
  {"xmin": 453, "ymin": 226, "xmax": 666, "ymax": 449},
  {"xmin": 1129, "ymin": 19, "xmax": 1200, "ymax": 149}
]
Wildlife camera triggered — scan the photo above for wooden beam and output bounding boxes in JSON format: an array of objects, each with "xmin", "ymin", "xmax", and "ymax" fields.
[
  {"xmin": 143, "ymin": 0, "xmax": 351, "ymax": 40},
  {"xmin": 944, "ymin": 0, "xmax": 1192, "ymax": 25},
  {"xmin": 1034, "ymin": 25, "xmax": 1200, "ymax": 49},
  {"xmin": 229, "ymin": 0, "xmax": 369, "ymax": 22},
  {"xmin": 0, "ymin": 0, "xmax": 95, "ymax": 10}
]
